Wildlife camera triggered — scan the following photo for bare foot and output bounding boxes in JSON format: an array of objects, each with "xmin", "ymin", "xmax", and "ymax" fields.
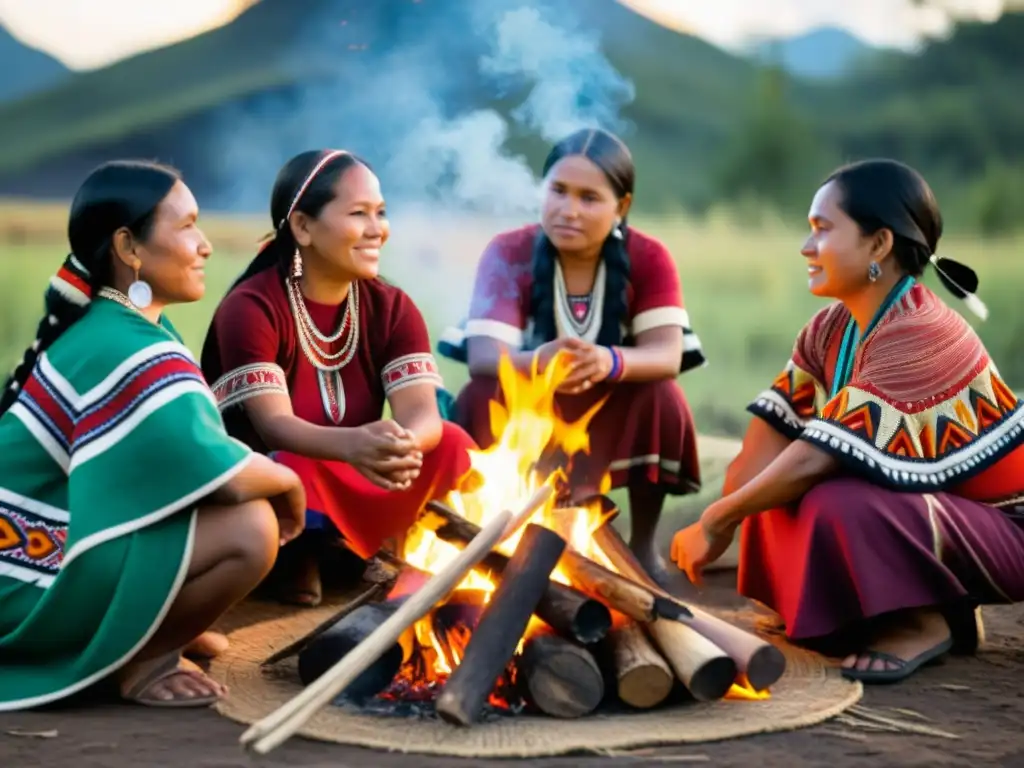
[
  {"xmin": 184, "ymin": 631, "xmax": 230, "ymax": 659},
  {"xmin": 842, "ymin": 609, "xmax": 951, "ymax": 673},
  {"xmin": 278, "ymin": 551, "xmax": 322, "ymax": 607},
  {"xmin": 120, "ymin": 654, "xmax": 227, "ymax": 707}
]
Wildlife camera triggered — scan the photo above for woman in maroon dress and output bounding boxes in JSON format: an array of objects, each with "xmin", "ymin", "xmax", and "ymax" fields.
[
  {"xmin": 671, "ymin": 159, "xmax": 1024, "ymax": 683},
  {"xmin": 201, "ymin": 149, "xmax": 477, "ymax": 605},
  {"xmin": 440, "ymin": 128, "xmax": 705, "ymax": 584}
]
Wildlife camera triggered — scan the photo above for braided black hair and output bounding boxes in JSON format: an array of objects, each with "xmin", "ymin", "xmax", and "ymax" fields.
[
  {"xmin": 0, "ymin": 160, "xmax": 179, "ymax": 416},
  {"xmin": 528, "ymin": 128, "xmax": 635, "ymax": 348},
  {"xmin": 825, "ymin": 159, "xmax": 983, "ymax": 312}
]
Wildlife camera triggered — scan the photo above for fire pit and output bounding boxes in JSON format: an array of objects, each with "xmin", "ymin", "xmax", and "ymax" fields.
[{"xmin": 235, "ymin": 356, "xmax": 825, "ymax": 755}]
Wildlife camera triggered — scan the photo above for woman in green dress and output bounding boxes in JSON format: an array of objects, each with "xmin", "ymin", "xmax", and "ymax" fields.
[{"xmin": 0, "ymin": 160, "xmax": 306, "ymax": 710}]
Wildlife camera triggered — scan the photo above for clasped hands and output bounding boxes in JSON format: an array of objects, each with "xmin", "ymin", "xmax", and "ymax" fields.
[
  {"xmin": 536, "ymin": 337, "xmax": 616, "ymax": 394},
  {"xmin": 343, "ymin": 419, "xmax": 423, "ymax": 492}
]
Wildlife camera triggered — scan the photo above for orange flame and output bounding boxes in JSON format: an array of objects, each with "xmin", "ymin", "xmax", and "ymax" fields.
[
  {"xmin": 725, "ymin": 675, "xmax": 772, "ymax": 701},
  {"xmin": 398, "ymin": 351, "xmax": 615, "ymax": 691}
]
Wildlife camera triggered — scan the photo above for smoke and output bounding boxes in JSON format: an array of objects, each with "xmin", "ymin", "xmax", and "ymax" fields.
[
  {"xmin": 479, "ymin": 7, "xmax": 636, "ymax": 143},
  {"xmin": 202, "ymin": 0, "xmax": 635, "ymax": 325}
]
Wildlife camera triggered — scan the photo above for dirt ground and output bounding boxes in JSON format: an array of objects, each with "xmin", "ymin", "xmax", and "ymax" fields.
[{"xmin": 4, "ymin": 567, "xmax": 1024, "ymax": 768}]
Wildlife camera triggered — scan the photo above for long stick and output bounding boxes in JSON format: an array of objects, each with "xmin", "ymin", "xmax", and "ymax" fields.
[{"xmin": 240, "ymin": 485, "xmax": 554, "ymax": 754}]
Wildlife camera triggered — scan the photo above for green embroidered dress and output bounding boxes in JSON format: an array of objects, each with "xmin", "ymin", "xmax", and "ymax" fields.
[{"xmin": 0, "ymin": 298, "xmax": 252, "ymax": 710}]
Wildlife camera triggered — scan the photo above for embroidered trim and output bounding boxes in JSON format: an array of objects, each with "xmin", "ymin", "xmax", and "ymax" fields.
[
  {"xmin": 12, "ymin": 347, "xmax": 210, "ymax": 472},
  {"xmin": 801, "ymin": 388, "xmax": 1024, "ymax": 490},
  {"xmin": 748, "ymin": 389, "xmax": 807, "ymax": 439},
  {"xmin": 210, "ymin": 363, "xmax": 289, "ymax": 411},
  {"xmin": 0, "ymin": 496, "xmax": 68, "ymax": 587},
  {"xmin": 381, "ymin": 353, "xmax": 443, "ymax": 396}
]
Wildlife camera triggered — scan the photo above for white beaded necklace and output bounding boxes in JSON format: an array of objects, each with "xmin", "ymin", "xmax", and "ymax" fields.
[{"xmin": 286, "ymin": 277, "xmax": 360, "ymax": 373}]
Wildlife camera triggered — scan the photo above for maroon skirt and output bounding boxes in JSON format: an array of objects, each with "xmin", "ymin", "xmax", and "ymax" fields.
[
  {"xmin": 454, "ymin": 376, "xmax": 701, "ymax": 496},
  {"xmin": 739, "ymin": 477, "xmax": 1024, "ymax": 643}
]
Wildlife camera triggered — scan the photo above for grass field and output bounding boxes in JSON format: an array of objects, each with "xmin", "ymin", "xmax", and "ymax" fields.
[
  {"xmin": 2, "ymin": 203, "xmax": 1020, "ymax": 543},
  {"xmin": 3, "ymin": 203, "xmax": 1020, "ymax": 436}
]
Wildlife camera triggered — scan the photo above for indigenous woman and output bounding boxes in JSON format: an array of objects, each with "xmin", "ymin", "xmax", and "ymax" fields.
[
  {"xmin": 201, "ymin": 150, "xmax": 476, "ymax": 606},
  {"xmin": 441, "ymin": 128, "xmax": 706, "ymax": 584},
  {"xmin": 671, "ymin": 159, "xmax": 1024, "ymax": 683},
  {"xmin": 0, "ymin": 161, "xmax": 305, "ymax": 710}
]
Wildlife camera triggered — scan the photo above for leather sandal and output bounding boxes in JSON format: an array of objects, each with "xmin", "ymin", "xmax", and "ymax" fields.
[
  {"xmin": 840, "ymin": 636, "xmax": 953, "ymax": 684},
  {"xmin": 121, "ymin": 656, "xmax": 224, "ymax": 708}
]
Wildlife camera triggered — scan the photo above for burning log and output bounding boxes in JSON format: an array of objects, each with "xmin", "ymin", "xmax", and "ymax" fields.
[
  {"xmin": 240, "ymin": 485, "xmax": 555, "ymax": 754},
  {"xmin": 436, "ymin": 523, "xmax": 566, "ymax": 726},
  {"xmin": 422, "ymin": 502, "xmax": 612, "ymax": 643},
  {"xmin": 296, "ymin": 599, "xmax": 409, "ymax": 702},
  {"xmin": 603, "ymin": 621, "xmax": 674, "ymax": 709},
  {"xmin": 518, "ymin": 632, "xmax": 604, "ymax": 719},
  {"xmin": 420, "ymin": 499, "xmax": 732, "ymax": 701},
  {"xmin": 555, "ymin": 549, "xmax": 674, "ymax": 623},
  {"xmin": 260, "ymin": 582, "xmax": 386, "ymax": 667},
  {"xmin": 592, "ymin": 523, "xmax": 786, "ymax": 692}
]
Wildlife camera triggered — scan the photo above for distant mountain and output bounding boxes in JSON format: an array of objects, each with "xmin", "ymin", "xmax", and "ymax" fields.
[
  {"xmin": 0, "ymin": 0, "xmax": 760, "ymax": 209},
  {"xmin": 750, "ymin": 27, "xmax": 874, "ymax": 80},
  {"xmin": 0, "ymin": 25, "xmax": 69, "ymax": 103}
]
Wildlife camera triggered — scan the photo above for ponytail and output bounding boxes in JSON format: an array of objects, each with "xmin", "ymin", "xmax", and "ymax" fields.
[
  {"xmin": 0, "ymin": 254, "xmax": 97, "ymax": 415},
  {"xmin": 930, "ymin": 255, "xmax": 988, "ymax": 321},
  {"xmin": 226, "ymin": 228, "xmax": 293, "ymax": 294}
]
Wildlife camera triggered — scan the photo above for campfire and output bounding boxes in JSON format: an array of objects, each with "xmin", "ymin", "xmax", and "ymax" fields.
[{"xmin": 242, "ymin": 353, "xmax": 784, "ymax": 753}]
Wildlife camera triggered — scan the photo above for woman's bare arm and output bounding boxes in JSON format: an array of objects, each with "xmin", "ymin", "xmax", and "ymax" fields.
[
  {"xmin": 616, "ymin": 326, "xmax": 684, "ymax": 382},
  {"xmin": 723, "ymin": 417, "xmax": 794, "ymax": 495},
  {"xmin": 208, "ymin": 452, "xmax": 301, "ymax": 506},
  {"xmin": 240, "ymin": 393, "xmax": 358, "ymax": 462},
  {"xmin": 387, "ymin": 382, "xmax": 443, "ymax": 453}
]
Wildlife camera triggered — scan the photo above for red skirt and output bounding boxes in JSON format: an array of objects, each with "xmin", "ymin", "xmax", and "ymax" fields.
[
  {"xmin": 275, "ymin": 421, "xmax": 476, "ymax": 559},
  {"xmin": 454, "ymin": 376, "xmax": 701, "ymax": 495},
  {"xmin": 739, "ymin": 477, "xmax": 1024, "ymax": 643}
]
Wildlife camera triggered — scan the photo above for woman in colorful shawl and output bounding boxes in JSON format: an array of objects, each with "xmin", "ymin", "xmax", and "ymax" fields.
[
  {"xmin": 439, "ymin": 129, "xmax": 706, "ymax": 585},
  {"xmin": 0, "ymin": 161, "xmax": 306, "ymax": 711},
  {"xmin": 201, "ymin": 150, "xmax": 476, "ymax": 606},
  {"xmin": 671, "ymin": 159, "xmax": 1024, "ymax": 684}
]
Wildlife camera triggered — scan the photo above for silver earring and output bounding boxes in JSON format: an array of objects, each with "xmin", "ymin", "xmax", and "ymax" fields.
[
  {"xmin": 867, "ymin": 261, "xmax": 882, "ymax": 282},
  {"xmin": 291, "ymin": 248, "xmax": 303, "ymax": 280},
  {"xmin": 612, "ymin": 216, "xmax": 623, "ymax": 240},
  {"xmin": 127, "ymin": 264, "xmax": 152, "ymax": 309}
]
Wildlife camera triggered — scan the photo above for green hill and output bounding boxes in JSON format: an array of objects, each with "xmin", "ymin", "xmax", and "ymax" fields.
[
  {"xmin": 0, "ymin": 1, "xmax": 1020, "ymax": 227},
  {"xmin": 0, "ymin": 0, "xmax": 759, "ymax": 212}
]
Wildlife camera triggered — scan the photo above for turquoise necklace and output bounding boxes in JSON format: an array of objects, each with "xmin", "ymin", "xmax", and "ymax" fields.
[{"xmin": 830, "ymin": 275, "xmax": 915, "ymax": 398}]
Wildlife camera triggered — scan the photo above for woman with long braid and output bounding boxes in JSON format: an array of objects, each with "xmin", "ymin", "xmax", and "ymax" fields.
[
  {"xmin": 0, "ymin": 160, "xmax": 305, "ymax": 710},
  {"xmin": 440, "ymin": 128, "xmax": 706, "ymax": 585},
  {"xmin": 201, "ymin": 150, "xmax": 477, "ymax": 606}
]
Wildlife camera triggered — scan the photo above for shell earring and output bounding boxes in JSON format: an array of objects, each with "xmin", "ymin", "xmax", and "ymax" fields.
[
  {"xmin": 291, "ymin": 248, "xmax": 303, "ymax": 280},
  {"xmin": 867, "ymin": 261, "xmax": 882, "ymax": 282},
  {"xmin": 612, "ymin": 216, "xmax": 624, "ymax": 240},
  {"xmin": 127, "ymin": 262, "xmax": 153, "ymax": 309}
]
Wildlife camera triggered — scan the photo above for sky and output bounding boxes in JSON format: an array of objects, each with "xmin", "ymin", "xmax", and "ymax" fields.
[{"xmin": 0, "ymin": 0, "xmax": 1011, "ymax": 70}]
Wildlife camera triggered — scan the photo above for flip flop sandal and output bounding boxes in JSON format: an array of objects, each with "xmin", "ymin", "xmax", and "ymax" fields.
[
  {"xmin": 840, "ymin": 636, "xmax": 953, "ymax": 684},
  {"xmin": 121, "ymin": 656, "xmax": 223, "ymax": 708}
]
